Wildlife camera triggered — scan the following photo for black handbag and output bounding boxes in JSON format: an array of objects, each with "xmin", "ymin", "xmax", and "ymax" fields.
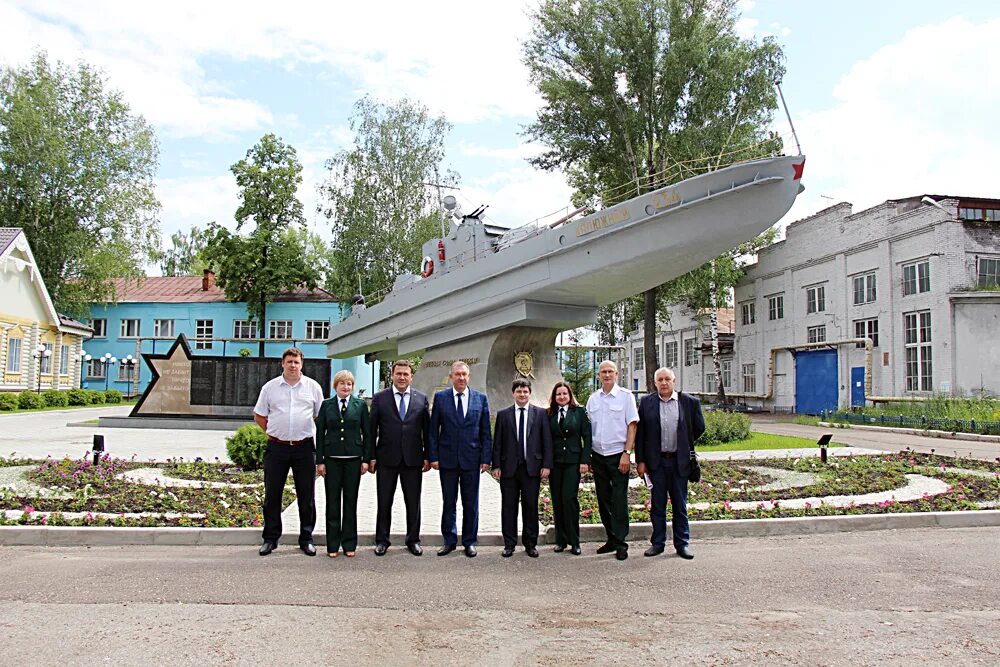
[{"xmin": 688, "ymin": 449, "xmax": 701, "ymax": 483}]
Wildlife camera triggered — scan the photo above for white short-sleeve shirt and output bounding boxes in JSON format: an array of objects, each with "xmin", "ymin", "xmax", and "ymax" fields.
[
  {"xmin": 253, "ymin": 374, "xmax": 325, "ymax": 441},
  {"xmin": 586, "ymin": 383, "xmax": 639, "ymax": 456}
]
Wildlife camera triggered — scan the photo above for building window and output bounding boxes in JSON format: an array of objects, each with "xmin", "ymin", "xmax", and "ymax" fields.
[
  {"xmin": 270, "ymin": 320, "xmax": 293, "ymax": 340},
  {"xmin": 87, "ymin": 359, "xmax": 105, "ymax": 378},
  {"xmin": 633, "ymin": 347, "xmax": 644, "ymax": 371},
  {"xmin": 90, "ymin": 319, "xmax": 107, "ymax": 338},
  {"xmin": 120, "ymin": 319, "xmax": 140, "ymax": 338},
  {"xmin": 60, "ymin": 344, "xmax": 69, "ymax": 375},
  {"xmin": 233, "ymin": 320, "xmax": 257, "ymax": 339},
  {"xmin": 705, "ymin": 372, "xmax": 716, "ymax": 394},
  {"xmin": 39, "ymin": 342, "xmax": 54, "ymax": 374},
  {"xmin": 722, "ymin": 360, "xmax": 732, "ymax": 388},
  {"xmin": 902, "ymin": 260, "xmax": 930, "ymax": 296},
  {"xmin": 853, "ymin": 272, "xmax": 877, "ymax": 305},
  {"xmin": 117, "ymin": 363, "xmax": 131, "ymax": 381},
  {"xmin": 6, "ymin": 337, "xmax": 22, "ymax": 372},
  {"xmin": 904, "ymin": 311, "xmax": 932, "ymax": 391},
  {"xmin": 663, "ymin": 341, "xmax": 678, "ymax": 369},
  {"xmin": 740, "ymin": 301, "xmax": 756, "ymax": 326},
  {"xmin": 959, "ymin": 207, "xmax": 1000, "ymax": 222},
  {"xmin": 978, "ymin": 257, "xmax": 1000, "ymax": 287},
  {"xmin": 195, "ymin": 320, "xmax": 213, "ymax": 350},
  {"xmin": 742, "ymin": 363, "xmax": 756, "ymax": 393},
  {"xmin": 684, "ymin": 338, "xmax": 698, "ymax": 366},
  {"xmin": 807, "ymin": 325, "xmax": 826, "ymax": 344},
  {"xmin": 768, "ymin": 294, "xmax": 784, "ymax": 320},
  {"xmin": 854, "ymin": 318, "xmax": 879, "ymax": 348},
  {"xmin": 305, "ymin": 320, "xmax": 330, "ymax": 340},
  {"xmin": 154, "ymin": 319, "xmax": 174, "ymax": 338},
  {"xmin": 806, "ymin": 285, "xmax": 825, "ymax": 314}
]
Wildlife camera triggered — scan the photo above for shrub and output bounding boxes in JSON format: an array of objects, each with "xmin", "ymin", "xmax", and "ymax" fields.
[
  {"xmin": 66, "ymin": 388, "xmax": 89, "ymax": 406},
  {"xmin": 226, "ymin": 424, "xmax": 268, "ymax": 470},
  {"xmin": 85, "ymin": 389, "xmax": 106, "ymax": 404},
  {"xmin": 104, "ymin": 389, "xmax": 123, "ymax": 404},
  {"xmin": 0, "ymin": 393, "xmax": 18, "ymax": 411},
  {"xmin": 698, "ymin": 410, "xmax": 752, "ymax": 446},
  {"xmin": 17, "ymin": 391, "xmax": 45, "ymax": 410},
  {"xmin": 42, "ymin": 390, "xmax": 69, "ymax": 407},
  {"xmin": 238, "ymin": 348, "xmax": 252, "ymax": 357}
]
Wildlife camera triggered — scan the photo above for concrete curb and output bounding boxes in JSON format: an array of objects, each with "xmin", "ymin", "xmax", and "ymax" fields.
[
  {"xmin": 3, "ymin": 510, "xmax": 999, "ymax": 547},
  {"xmin": 818, "ymin": 421, "xmax": 1000, "ymax": 445}
]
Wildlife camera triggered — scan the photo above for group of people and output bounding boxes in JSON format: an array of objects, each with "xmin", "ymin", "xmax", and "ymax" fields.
[{"xmin": 252, "ymin": 348, "xmax": 704, "ymax": 561}]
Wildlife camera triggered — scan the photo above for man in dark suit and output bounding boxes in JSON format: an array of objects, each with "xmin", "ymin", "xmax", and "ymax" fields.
[
  {"xmin": 370, "ymin": 359, "xmax": 431, "ymax": 556},
  {"xmin": 429, "ymin": 361, "xmax": 492, "ymax": 557},
  {"xmin": 635, "ymin": 367, "xmax": 706, "ymax": 560},
  {"xmin": 491, "ymin": 379, "xmax": 553, "ymax": 558}
]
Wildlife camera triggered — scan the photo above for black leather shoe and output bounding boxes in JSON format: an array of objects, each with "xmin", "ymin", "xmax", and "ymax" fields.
[
  {"xmin": 596, "ymin": 542, "xmax": 616, "ymax": 554},
  {"xmin": 502, "ymin": 546, "xmax": 515, "ymax": 558},
  {"xmin": 526, "ymin": 546, "xmax": 539, "ymax": 558},
  {"xmin": 437, "ymin": 544, "xmax": 456, "ymax": 556},
  {"xmin": 570, "ymin": 546, "xmax": 582, "ymax": 555},
  {"xmin": 300, "ymin": 542, "xmax": 316, "ymax": 557},
  {"xmin": 407, "ymin": 543, "xmax": 423, "ymax": 556},
  {"xmin": 553, "ymin": 545, "xmax": 566, "ymax": 553},
  {"xmin": 464, "ymin": 545, "xmax": 477, "ymax": 558},
  {"xmin": 374, "ymin": 543, "xmax": 388, "ymax": 556},
  {"xmin": 259, "ymin": 541, "xmax": 276, "ymax": 556},
  {"xmin": 644, "ymin": 545, "xmax": 665, "ymax": 557},
  {"xmin": 676, "ymin": 546, "xmax": 694, "ymax": 560},
  {"xmin": 615, "ymin": 547, "xmax": 628, "ymax": 561}
]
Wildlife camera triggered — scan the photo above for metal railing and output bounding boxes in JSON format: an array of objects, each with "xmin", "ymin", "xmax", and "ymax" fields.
[{"xmin": 822, "ymin": 411, "xmax": 1000, "ymax": 436}]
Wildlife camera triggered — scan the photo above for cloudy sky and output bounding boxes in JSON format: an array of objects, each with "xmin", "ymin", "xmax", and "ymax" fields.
[{"xmin": 1, "ymin": 0, "xmax": 998, "ymax": 263}]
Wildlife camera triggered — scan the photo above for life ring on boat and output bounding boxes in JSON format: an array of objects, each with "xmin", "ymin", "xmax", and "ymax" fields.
[{"xmin": 420, "ymin": 256, "xmax": 434, "ymax": 277}]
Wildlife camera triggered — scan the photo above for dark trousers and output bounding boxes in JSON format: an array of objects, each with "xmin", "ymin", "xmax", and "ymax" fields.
[
  {"xmin": 323, "ymin": 457, "xmax": 363, "ymax": 553},
  {"xmin": 650, "ymin": 453, "xmax": 690, "ymax": 549},
  {"xmin": 591, "ymin": 452, "xmax": 630, "ymax": 550},
  {"xmin": 549, "ymin": 461, "xmax": 582, "ymax": 548},
  {"xmin": 262, "ymin": 438, "xmax": 316, "ymax": 545},
  {"xmin": 375, "ymin": 464, "xmax": 423, "ymax": 546},
  {"xmin": 439, "ymin": 467, "xmax": 480, "ymax": 547},
  {"xmin": 499, "ymin": 461, "xmax": 541, "ymax": 549}
]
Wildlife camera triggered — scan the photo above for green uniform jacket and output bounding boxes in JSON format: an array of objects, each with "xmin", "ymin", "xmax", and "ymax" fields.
[
  {"xmin": 315, "ymin": 395, "xmax": 373, "ymax": 462},
  {"xmin": 548, "ymin": 406, "xmax": 593, "ymax": 465}
]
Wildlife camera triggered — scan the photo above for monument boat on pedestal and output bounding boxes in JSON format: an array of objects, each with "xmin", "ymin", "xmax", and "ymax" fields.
[{"xmin": 326, "ymin": 154, "xmax": 806, "ymax": 407}]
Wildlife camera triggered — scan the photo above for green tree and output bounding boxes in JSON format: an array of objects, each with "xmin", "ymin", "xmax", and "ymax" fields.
[
  {"xmin": 160, "ymin": 225, "xmax": 209, "ymax": 276},
  {"xmin": 319, "ymin": 96, "xmax": 457, "ymax": 303},
  {"xmin": 202, "ymin": 133, "xmax": 318, "ymax": 356},
  {"xmin": 561, "ymin": 329, "xmax": 595, "ymax": 404},
  {"xmin": 524, "ymin": 0, "xmax": 784, "ymax": 391},
  {"xmin": 0, "ymin": 52, "xmax": 160, "ymax": 315}
]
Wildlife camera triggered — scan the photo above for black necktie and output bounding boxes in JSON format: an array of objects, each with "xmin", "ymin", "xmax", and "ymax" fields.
[
  {"xmin": 518, "ymin": 407, "xmax": 526, "ymax": 461},
  {"xmin": 456, "ymin": 392, "xmax": 463, "ymax": 419},
  {"xmin": 397, "ymin": 392, "xmax": 407, "ymax": 419},
  {"xmin": 340, "ymin": 399, "xmax": 347, "ymax": 417},
  {"xmin": 559, "ymin": 407, "xmax": 566, "ymax": 428}
]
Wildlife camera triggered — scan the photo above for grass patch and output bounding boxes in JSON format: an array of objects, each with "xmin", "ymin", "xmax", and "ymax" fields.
[
  {"xmin": 0, "ymin": 401, "xmax": 136, "ymax": 415},
  {"xmin": 792, "ymin": 414, "xmax": 821, "ymax": 426},
  {"xmin": 698, "ymin": 432, "xmax": 844, "ymax": 451}
]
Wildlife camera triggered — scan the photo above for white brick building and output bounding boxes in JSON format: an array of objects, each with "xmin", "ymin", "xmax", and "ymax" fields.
[{"xmin": 732, "ymin": 195, "xmax": 1000, "ymax": 412}]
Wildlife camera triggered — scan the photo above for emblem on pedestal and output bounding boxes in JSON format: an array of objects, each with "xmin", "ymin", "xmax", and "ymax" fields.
[{"xmin": 514, "ymin": 351, "xmax": 535, "ymax": 379}]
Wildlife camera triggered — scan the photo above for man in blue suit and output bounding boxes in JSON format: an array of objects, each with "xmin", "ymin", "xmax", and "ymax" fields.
[
  {"xmin": 429, "ymin": 361, "xmax": 492, "ymax": 557},
  {"xmin": 635, "ymin": 367, "xmax": 705, "ymax": 560}
]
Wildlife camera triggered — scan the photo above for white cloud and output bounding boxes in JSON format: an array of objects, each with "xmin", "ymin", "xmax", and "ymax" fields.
[
  {"xmin": 776, "ymin": 16, "xmax": 1000, "ymax": 227},
  {"xmin": 459, "ymin": 166, "xmax": 574, "ymax": 230},
  {"xmin": 457, "ymin": 140, "xmax": 543, "ymax": 161}
]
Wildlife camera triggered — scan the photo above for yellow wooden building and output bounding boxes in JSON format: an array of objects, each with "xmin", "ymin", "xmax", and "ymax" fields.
[{"xmin": 1, "ymin": 228, "xmax": 92, "ymax": 393}]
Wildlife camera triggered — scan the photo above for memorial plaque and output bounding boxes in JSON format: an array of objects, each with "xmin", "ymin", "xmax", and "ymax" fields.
[{"xmin": 131, "ymin": 335, "xmax": 331, "ymax": 418}]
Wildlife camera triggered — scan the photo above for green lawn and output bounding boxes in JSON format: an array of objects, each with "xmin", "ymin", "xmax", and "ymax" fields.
[
  {"xmin": 698, "ymin": 432, "xmax": 844, "ymax": 451},
  {"xmin": 0, "ymin": 401, "xmax": 135, "ymax": 415}
]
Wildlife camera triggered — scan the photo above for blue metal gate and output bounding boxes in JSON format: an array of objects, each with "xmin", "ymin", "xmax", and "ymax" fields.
[
  {"xmin": 850, "ymin": 366, "xmax": 865, "ymax": 407},
  {"xmin": 795, "ymin": 349, "xmax": 839, "ymax": 414}
]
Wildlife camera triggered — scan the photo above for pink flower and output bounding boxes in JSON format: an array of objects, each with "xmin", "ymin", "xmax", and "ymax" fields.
[
  {"xmin": 582, "ymin": 509, "xmax": 592, "ymax": 518},
  {"xmin": 23, "ymin": 505, "xmax": 34, "ymax": 514}
]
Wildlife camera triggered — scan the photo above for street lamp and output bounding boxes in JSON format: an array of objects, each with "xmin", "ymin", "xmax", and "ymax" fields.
[
  {"xmin": 79, "ymin": 350, "xmax": 92, "ymax": 388},
  {"xmin": 100, "ymin": 353, "xmax": 117, "ymax": 391},
  {"xmin": 32, "ymin": 343, "xmax": 52, "ymax": 393},
  {"xmin": 120, "ymin": 355, "xmax": 137, "ymax": 399}
]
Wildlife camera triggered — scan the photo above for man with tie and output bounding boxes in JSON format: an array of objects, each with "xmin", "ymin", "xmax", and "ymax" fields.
[
  {"xmin": 429, "ymin": 361, "xmax": 492, "ymax": 557},
  {"xmin": 370, "ymin": 359, "xmax": 431, "ymax": 556},
  {"xmin": 635, "ymin": 367, "xmax": 705, "ymax": 560},
  {"xmin": 491, "ymin": 379, "xmax": 553, "ymax": 558}
]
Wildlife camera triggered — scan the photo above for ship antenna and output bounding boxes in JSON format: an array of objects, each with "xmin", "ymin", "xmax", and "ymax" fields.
[{"xmin": 775, "ymin": 81, "xmax": 802, "ymax": 156}]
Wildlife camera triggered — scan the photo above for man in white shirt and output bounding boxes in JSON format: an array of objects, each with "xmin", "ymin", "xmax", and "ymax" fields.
[
  {"xmin": 253, "ymin": 347, "xmax": 326, "ymax": 557},
  {"xmin": 585, "ymin": 360, "xmax": 639, "ymax": 560}
]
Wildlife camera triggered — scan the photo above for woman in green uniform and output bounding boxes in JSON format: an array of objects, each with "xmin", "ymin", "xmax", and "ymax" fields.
[
  {"xmin": 546, "ymin": 381, "xmax": 592, "ymax": 555},
  {"xmin": 316, "ymin": 369, "xmax": 372, "ymax": 557}
]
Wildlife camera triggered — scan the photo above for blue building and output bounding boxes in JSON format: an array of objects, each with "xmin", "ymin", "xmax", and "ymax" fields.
[{"xmin": 85, "ymin": 270, "xmax": 377, "ymax": 397}]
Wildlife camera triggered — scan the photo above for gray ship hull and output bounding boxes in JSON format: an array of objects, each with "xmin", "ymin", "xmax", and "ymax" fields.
[{"xmin": 327, "ymin": 154, "xmax": 805, "ymax": 359}]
